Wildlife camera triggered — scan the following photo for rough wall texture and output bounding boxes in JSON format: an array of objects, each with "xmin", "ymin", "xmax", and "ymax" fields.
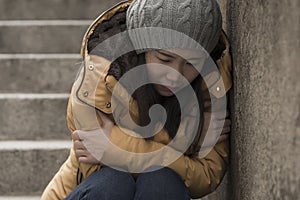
[{"xmin": 226, "ymin": 0, "xmax": 300, "ymax": 199}]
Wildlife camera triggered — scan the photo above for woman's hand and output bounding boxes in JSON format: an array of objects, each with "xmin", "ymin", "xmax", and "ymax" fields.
[
  {"xmin": 201, "ymin": 100, "xmax": 231, "ymax": 148},
  {"xmin": 72, "ymin": 111, "xmax": 114, "ymax": 164}
]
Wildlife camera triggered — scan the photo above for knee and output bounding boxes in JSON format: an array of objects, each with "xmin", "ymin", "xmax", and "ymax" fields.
[
  {"xmin": 90, "ymin": 167, "xmax": 135, "ymax": 187},
  {"xmin": 90, "ymin": 167, "xmax": 135, "ymax": 189},
  {"xmin": 68, "ymin": 167, "xmax": 135, "ymax": 200},
  {"xmin": 135, "ymin": 167, "xmax": 190, "ymax": 199},
  {"xmin": 138, "ymin": 167, "xmax": 183, "ymax": 186}
]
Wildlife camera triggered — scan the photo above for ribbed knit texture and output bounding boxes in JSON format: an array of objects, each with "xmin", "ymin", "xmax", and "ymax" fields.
[{"xmin": 126, "ymin": 0, "xmax": 222, "ymax": 53}]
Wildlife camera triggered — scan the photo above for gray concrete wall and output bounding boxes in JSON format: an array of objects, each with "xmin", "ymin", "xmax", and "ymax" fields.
[{"xmin": 224, "ymin": 0, "xmax": 300, "ymax": 199}]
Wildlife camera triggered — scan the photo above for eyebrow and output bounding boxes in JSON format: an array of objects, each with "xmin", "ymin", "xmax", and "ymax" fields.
[
  {"xmin": 188, "ymin": 57, "xmax": 205, "ymax": 62},
  {"xmin": 157, "ymin": 50, "xmax": 205, "ymax": 62},
  {"xmin": 157, "ymin": 50, "xmax": 176, "ymax": 59}
]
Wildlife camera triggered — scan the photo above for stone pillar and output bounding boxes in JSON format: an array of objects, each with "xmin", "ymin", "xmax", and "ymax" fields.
[{"xmin": 226, "ymin": 0, "xmax": 300, "ymax": 199}]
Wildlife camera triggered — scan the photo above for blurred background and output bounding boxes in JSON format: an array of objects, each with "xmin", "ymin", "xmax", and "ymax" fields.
[{"xmin": 0, "ymin": 0, "xmax": 299, "ymax": 199}]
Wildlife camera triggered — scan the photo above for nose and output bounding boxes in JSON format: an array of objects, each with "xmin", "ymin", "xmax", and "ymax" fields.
[
  {"xmin": 165, "ymin": 62, "xmax": 184, "ymax": 83},
  {"xmin": 165, "ymin": 69, "xmax": 181, "ymax": 83}
]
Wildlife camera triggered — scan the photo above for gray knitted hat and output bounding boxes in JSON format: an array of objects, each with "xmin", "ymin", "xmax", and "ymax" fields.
[{"xmin": 126, "ymin": 0, "xmax": 222, "ymax": 53}]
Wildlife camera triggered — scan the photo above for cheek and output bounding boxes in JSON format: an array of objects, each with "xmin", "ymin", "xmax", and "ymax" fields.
[
  {"xmin": 145, "ymin": 53, "xmax": 159, "ymax": 80},
  {"xmin": 184, "ymin": 68, "xmax": 199, "ymax": 83},
  {"xmin": 146, "ymin": 65, "xmax": 162, "ymax": 82}
]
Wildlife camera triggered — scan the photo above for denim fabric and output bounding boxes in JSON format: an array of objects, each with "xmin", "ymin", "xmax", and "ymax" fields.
[
  {"xmin": 65, "ymin": 167, "xmax": 190, "ymax": 200},
  {"xmin": 134, "ymin": 167, "xmax": 190, "ymax": 200},
  {"xmin": 65, "ymin": 167, "xmax": 135, "ymax": 200}
]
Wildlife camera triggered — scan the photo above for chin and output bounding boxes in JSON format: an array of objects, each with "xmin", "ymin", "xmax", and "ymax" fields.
[{"xmin": 158, "ymin": 90, "xmax": 175, "ymax": 97}]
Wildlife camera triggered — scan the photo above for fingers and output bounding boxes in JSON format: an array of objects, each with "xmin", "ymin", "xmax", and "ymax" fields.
[
  {"xmin": 72, "ymin": 130, "xmax": 81, "ymax": 141},
  {"xmin": 202, "ymin": 131, "xmax": 229, "ymax": 148},
  {"xmin": 75, "ymin": 149, "xmax": 87, "ymax": 158},
  {"xmin": 221, "ymin": 126, "xmax": 231, "ymax": 134},
  {"xmin": 217, "ymin": 134, "xmax": 229, "ymax": 143},
  {"xmin": 97, "ymin": 111, "xmax": 108, "ymax": 121},
  {"xmin": 224, "ymin": 119, "xmax": 231, "ymax": 126},
  {"xmin": 201, "ymin": 116, "xmax": 231, "ymax": 147},
  {"xmin": 221, "ymin": 119, "xmax": 231, "ymax": 129},
  {"xmin": 76, "ymin": 149, "xmax": 97, "ymax": 164},
  {"xmin": 78, "ymin": 156, "xmax": 90, "ymax": 163},
  {"xmin": 97, "ymin": 111, "xmax": 114, "ymax": 136},
  {"xmin": 73, "ymin": 140, "xmax": 97, "ymax": 163},
  {"xmin": 74, "ymin": 140, "xmax": 85, "ymax": 150},
  {"xmin": 73, "ymin": 131, "xmax": 87, "ymax": 159},
  {"xmin": 212, "ymin": 111, "xmax": 230, "ymax": 120},
  {"xmin": 74, "ymin": 142, "xmax": 100, "ymax": 164},
  {"xmin": 73, "ymin": 136, "xmax": 87, "ymax": 159},
  {"xmin": 97, "ymin": 111, "xmax": 113, "ymax": 125},
  {"xmin": 209, "ymin": 119, "xmax": 231, "ymax": 129},
  {"xmin": 78, "ymin": 155, "xmax": 99, "ymax": 164},
  {"xmin": 204, "ymin": 100, "xmax": 211, "ymax": 108},
  {"xmin": 226, "ymin": 110, "xmax": 230, "ymax": 118},
  {"xmin": 72, "ymin": 129, "xmax": 105, "ymax": 164},
  {"xmin": 203, "ymin": 101, "xmax": 229, "ymax": 118}
]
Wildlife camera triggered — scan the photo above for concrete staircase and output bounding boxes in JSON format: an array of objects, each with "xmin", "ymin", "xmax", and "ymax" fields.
[{"xmin": 0, "ymin": 0, "xmax": 120, "ymax": 198}]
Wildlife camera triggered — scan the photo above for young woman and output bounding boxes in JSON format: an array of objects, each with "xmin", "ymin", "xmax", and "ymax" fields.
[{"xmin": 42, "ymin": 0, "xmax": 232, "ymax": 199}]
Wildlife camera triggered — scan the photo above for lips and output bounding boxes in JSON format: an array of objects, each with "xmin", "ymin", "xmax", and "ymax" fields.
[
  {"xmin": 165, "ymin": 86, "xmax": 179, "ymax": 91},
  {"xmin": 160, "ymin": 85, "xmax": 179, "ymax": 92}
]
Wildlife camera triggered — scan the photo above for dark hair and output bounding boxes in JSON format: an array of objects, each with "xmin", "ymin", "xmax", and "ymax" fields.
[{"xmin": 87, "ymin": 11, "xmax": 225, "ymax": 155}]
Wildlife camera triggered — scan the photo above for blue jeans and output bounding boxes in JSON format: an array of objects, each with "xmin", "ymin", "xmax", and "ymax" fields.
[{"xmin": 65, "ymin": 167, "xmax": 190, "ymax": 200}]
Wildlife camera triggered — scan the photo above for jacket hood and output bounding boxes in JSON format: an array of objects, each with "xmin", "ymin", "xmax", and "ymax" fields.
[
  {"xmin": 80, "ymin": 0, "xmax": 134, "ymax": 59},
  {"xmin": 75, "ymin": 0, "xmax": 232, "ymax": 114}
]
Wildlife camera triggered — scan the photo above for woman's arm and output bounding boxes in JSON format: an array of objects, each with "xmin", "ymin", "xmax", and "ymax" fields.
[
  {"xmin": 69, "ymin": 97, "xmax": 230, "ymax": 198},
  {"xmin": 100, "ymin": 122, "xmax": 229, "ymax": 198},
  {"xmin": 41, "ymin": 94, "xmax": 102, "ymax": 200},
  {"xmin": 41, "ymin": 148, "xmax": 80, "ymax": 200},
  {"xmin": 41, "ymin": 96, "xmax": 79, "ymax": 200},
  {"xmin": 168, "ymin": 139, "xmax": 229, "ymax": 198}
]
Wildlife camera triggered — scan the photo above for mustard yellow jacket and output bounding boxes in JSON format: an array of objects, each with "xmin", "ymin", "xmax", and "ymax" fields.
[{"xmin": 42, "ymin": 1, "xmax": 232, "ymax": 199}]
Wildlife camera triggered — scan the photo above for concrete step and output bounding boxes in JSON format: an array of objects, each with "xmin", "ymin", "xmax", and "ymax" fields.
[
  {"xmin": 0, "ymin": 22, "xmax": 89, "ymax": 53},
  {"xmin": 0, "ymin": 140, "xmax": 229, "ymax": 198},
  {"xmin": 0, "ymin": 94, "xmax": 71, "ymax": 140},
  {"xmin": 0, "ymin": 54, "xmax": 81, "ymax": 93},
  {"xmin": 0, "ymin": 197, "xmax": 40, "ymax": 200},
  {"xmin": 0, "ymin": 0, "xmax": 121, "ymax": 20},
  {"xmin": 0, "ymin": 141, "xmax": 71, "ymax": 196}
]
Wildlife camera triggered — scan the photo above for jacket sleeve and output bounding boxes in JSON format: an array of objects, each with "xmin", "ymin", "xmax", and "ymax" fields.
[
  {"xmin": 41, "ymin": 148, "xmax": 79, "ymax": 200},
  {"xmin": 168, "ymin": 140, "xmax": 229, "ymax": 198},
  {"xmin": 102, "ymin": 125, "xmax": 229, "ymax": 199},
  {"xmin": 41, "ymin": 96, "xmax": 79, "ymax": 200}
]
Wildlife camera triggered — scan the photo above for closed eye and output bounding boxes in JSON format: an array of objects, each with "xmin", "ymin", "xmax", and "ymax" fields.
[{"xmin": 158, "ymin": 57, "xmax": 171, "ymax": 63}]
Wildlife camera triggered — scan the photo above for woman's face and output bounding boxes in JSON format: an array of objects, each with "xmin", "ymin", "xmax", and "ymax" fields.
[{"xmin": 145, "ymin": 49, "xmax": 206, "ymax": 96}]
